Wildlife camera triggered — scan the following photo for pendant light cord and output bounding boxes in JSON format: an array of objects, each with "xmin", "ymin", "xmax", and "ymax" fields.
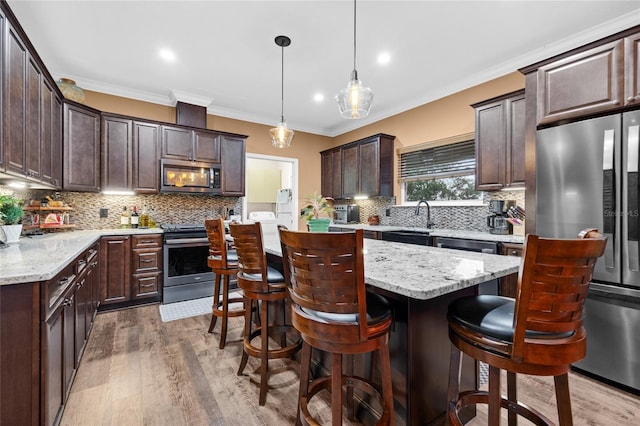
[
  {"xmin": 280, "ymin": 44, "xmax": 285, "ymax": 121},
  {"xmin": 352, "ymin": 0, "xmax": 357, "ymax": 73}
]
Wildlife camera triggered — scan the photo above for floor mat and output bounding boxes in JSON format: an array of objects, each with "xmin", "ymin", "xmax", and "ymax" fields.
[{"xmin": 158, "ymin": 296, "xmax": 213, "ymax": 322}]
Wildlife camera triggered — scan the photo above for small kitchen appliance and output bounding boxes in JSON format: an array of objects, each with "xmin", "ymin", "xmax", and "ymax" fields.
[
  {"xmin": 334, "ymin": 204, "xmax": 360, "ymax": 224},
  {"xmin": 486, "ymin": 200, "xmax": 515, "ymax": 235}
]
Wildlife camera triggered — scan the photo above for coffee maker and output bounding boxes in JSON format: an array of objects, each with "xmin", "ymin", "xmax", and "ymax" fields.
[{"xmin": 487, "ymin": 200, "xmax": 514, "ymax": 235}]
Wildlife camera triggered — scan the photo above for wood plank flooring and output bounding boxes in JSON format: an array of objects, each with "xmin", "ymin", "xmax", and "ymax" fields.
[{"xmin": 61, "ymin": 304, "xmax": 640, "ymax": 425}]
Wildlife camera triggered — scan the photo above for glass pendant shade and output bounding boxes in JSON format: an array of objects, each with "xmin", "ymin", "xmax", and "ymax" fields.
[
  {"xmin": 336, "ymin": 70, "xmax": 374, "ymax": 119},
  {"xmin": 270, "ymin": 119, "xmax": 294, "ymax": 148}
]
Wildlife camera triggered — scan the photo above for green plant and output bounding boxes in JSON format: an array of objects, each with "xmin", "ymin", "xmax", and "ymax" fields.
[
  {"xmin": 0, "ymin": 194, "xmax": 24, "ymax": 225},
  {"xmin": 300, "ymin": 192, "xmax": 334, "ymax": 220}
]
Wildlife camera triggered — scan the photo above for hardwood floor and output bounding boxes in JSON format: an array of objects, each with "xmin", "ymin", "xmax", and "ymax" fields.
[{"xmin": 61, "ymin": 304, "xmax": 640, "ymax": 425}]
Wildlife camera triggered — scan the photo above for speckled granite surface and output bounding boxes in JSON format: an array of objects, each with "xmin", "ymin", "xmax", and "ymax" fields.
[
  {"xmin": 263, "ymin": 236, "xmax": 521, "ymax": 300},
  {"xmin": 0, "ymin": 229, "xmax": 163, "ymax": 285}
]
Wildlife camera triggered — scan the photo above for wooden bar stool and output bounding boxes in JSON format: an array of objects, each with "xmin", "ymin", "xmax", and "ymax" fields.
[
  {"xmin": 279, "ymin": 228, "xmax": 395, "ymax": 426},
  {"xmin": 447, "ymin": 228, "xmax": 607, "ymax": 425},
  {"xmin": 229, "ymin": 221, "xmax": 302, "ymax": 406},
  {"xmin": 205, "ymin": 218, "xmax": 244, "ymax": 349}
]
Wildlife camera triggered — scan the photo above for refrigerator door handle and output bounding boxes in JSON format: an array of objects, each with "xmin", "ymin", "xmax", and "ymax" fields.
[
  {"xmin": 603, "ymin": 129, "xmax": 616, "ymax": 270},
  {"xmin": 627, "ymin": 124, "xmax": 640, "ymax": 272}
]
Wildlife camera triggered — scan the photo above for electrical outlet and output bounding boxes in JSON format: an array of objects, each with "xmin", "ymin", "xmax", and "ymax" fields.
[
  {"xmin": 99, "ymin": 208, "xmax": 108, "ymax": 218},
  {"xmin": 385, "ymin": 208, "xmax": 391, "ymax": 217}
]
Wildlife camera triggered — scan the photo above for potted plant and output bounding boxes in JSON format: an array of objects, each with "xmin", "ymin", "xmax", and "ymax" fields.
[
  {"xmin": 301, "ymin": 192, "xmax": 334, "ymax": 232},
  {"xmin": 0, "ymin": 194, "xmax": 24, "ymax": 244}
]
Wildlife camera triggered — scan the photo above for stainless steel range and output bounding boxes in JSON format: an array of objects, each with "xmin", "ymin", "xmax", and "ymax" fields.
[{"xmin": 161, "ymin": 223, "xmax": 214, "ymax": 304}]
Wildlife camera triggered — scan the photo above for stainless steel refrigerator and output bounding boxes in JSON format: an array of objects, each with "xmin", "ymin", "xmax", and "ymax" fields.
[{"xmin": 537, "ymin": 110, "xmax": 640, "ymax": 393}]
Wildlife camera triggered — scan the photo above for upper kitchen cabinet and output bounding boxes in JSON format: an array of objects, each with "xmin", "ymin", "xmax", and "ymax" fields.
[
  {"xmin": 101, "ymin": 114, "xmax": 159, "ymax": 193},
  {"xmin": 521, "ymin": 26, "xmax": 640, "ymax": 126},
  {"xmin": 160, "ymin": 125, "xmax": 221, "ymax": 163},
  {"xmin": 321, "ymin": 133, "xmax": 395, "ymax": 199},
  {"xmin": 321, "ymin": 148, "xmax": 342, "ymax": 199},
  {"xmin": 220, "ymin": 134, "xmax": 246, "ymax": 196},
  {"xmin": 1, "ymin": 12, "xmax": 63, "ymax": 189},
  {"xmin": 63, "ymin": 102, "xmax": 100, "ymax": 192},
  {"xmin": 473, "ymin": 89, "xmax": 525, "ymax": 190}
]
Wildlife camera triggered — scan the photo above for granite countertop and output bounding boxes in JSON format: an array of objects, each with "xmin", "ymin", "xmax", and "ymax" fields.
[
  {"xmin": 329, "ymin": 224, "xmax": 525, "ymax": 244},
  {"xmin": 0, "ymin": 228, "xmax": 163, "ymax": 286},
  {"xmin": 263, "ymin": 236, "xmax": 521, "ymax": 300}
]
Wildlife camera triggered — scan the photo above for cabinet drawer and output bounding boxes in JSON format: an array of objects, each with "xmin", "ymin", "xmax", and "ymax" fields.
[
  {"xmin": 132, "ymin": 234, "xmax": 162, "ymax": 249},
  {"xmin": 132, "ymin": 273, "xmax": 160, "ymax": 298},
  {"xmin": 501, "ymin": 242, "xmax": 523, "ymax": 257},
  {"xmin": 132, "ymin": 249, "xmax": 161, "ymax": 273},
  {"xmin": 44, "ymin": 263, "xmax": 77, "ymax": 318}
]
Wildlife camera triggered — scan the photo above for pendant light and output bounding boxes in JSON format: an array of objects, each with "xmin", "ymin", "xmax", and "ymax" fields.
[
  {"xmin": 335, "ymin": 0, "xmax": 373, "ymax": 119},
  {"xmin": 270, "ymin": 35, "xmax": 294, "ymax": 148}
]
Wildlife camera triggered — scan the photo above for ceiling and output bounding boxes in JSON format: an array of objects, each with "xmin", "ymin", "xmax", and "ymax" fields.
[{"xmin": 7, "ymin": 1, "xmax": 640, "ymax": 137}]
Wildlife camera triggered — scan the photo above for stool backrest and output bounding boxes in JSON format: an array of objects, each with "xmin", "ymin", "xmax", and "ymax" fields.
[
  {"xmin": 512, "ymin": 228, "xmax": 607, "ymax": 360},
  {"xmin": 279, "ymin": 228, "xmax": 368, "ymax": 342},
  {"xmin": 205, "ymin": 218, "xmax": 229, "ymax": 267},
  {"xmin": 229, "ymin": 222, "xmax": 269, "ymax": 292}
]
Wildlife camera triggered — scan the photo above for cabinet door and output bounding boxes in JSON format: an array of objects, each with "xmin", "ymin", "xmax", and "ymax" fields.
[
  {"xmin": 133, "ymin": 121, "xmax": 160, "ymax": 193},
  {"xmin": 74, "ymin": 272, "xmax": 89, "ymax": 366},
  {"xmin": 44, "ymin": 301, "xmax": 64, "ymax": 426},
  {"xmin": 359, "ymin": 138, "xmax": 380, "ymax": 196},
  {"xmin": 161, "ymin": 125, "xmax": 193, "ymax": 160},
  {"xmin": 25, "ymin": 56, "xmax": 41, "ymax": 179},
  {"xmin": 193, "ymin": 130, "xmax": 221, "ymax": 163},
  {"xmin": 475, "ymin": 100, "xmax": 506, "ymax": 191},
  {"xmin": 40, "ymin": 78, "xmax": 54, "ymax": 184},
  {"xmin": 537, "ymin": 40, "xmax": 624, "ymax": 125},
  {"xmin": 321, "ymin": 151, "xmax": 333, "ymax": 198},
  {"xmin": 63, "ymin": 103, "xmax": 100, "ymax": 192},
  {"xmin": 625, "ymin": 33, "xmax": 640, "ymax": 107},
  {"xmin": 220, "ymin": 135, "xmax": 246, "ymax": 196},
  {"xmin": 50, "ymin": 92, "xmax": 63, "ymax": 188},
  {"xmin": 505, "ymin": 94, "xmax": 526, "ymax": 187},
  {"xmin": 3, "ymin": 21, "xmax": 27, "ymax": 175},
  {"xmin": 342, "ymin": 145, "xmax": 359, "ymax": 197},
  {"xmin": 99, "ymin": 236, "xmax": 131, "ymax": 305},
  {"xmin": 499, "ymin": 243, "xmax": 523, "ymax": 297},
  {"xmin": 101, "ymin": 115, "xmax": 132, "ymax": 191},
  {"xmin": 330, "ymin": 150, "xmax": 342, "ymax": 198}
]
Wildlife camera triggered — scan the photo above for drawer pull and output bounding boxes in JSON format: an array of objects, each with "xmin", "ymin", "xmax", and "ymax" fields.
[
  {"xmin": 140, "ymin": 283, "xmax": 156, "ymax": 288},
  {"xmin": 141, "ymin": 259, "xmax": 154, "ymax": 263}
]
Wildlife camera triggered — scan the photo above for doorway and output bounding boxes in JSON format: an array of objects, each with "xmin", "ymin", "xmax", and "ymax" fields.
[{"xmin": 243, "ymin": 153, "xmax": 299, "ymax": 231}]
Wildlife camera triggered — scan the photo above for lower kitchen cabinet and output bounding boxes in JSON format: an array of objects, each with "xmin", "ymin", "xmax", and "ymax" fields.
[
  {"xmin": 100, "ymin": 234, "xmax": 162, "ymax": 307},
  {"xmin": 499, "ymin": 242, "xmax": 523, "ymax": 297}
]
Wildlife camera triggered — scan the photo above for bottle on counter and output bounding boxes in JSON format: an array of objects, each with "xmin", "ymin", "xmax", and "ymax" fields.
[
  {"xmin": 120, "ymin": 206, "xmax": 131, "ymax": 229},
  {"xmin": 139, "ymin": 206, "xmax": 149, "ymax": 228},
  {"xmin": 131, "ymin": 206, "xmax": 139, "ymax": 228}
]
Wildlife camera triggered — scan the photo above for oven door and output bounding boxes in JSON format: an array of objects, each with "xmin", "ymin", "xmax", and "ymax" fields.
[{"xmin": 162, "ymin": 235, "xmax": 215, "ymax": 303}]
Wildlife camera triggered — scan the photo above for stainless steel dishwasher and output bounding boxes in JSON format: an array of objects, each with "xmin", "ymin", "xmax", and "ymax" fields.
[{"xmin": 435, "ymin": 237, "xmax": 499, "ymax": 294}]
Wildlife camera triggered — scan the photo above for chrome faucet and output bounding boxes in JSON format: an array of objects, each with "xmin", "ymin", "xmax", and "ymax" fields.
[{"xmin": 415, "ymin": 200, "xmax": 434, "ymax": 228}]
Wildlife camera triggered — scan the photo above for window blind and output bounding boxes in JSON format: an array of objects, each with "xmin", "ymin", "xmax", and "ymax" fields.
[{"xmin": 399, "ymin": 140, "xmax": 475, "ymax": 180}]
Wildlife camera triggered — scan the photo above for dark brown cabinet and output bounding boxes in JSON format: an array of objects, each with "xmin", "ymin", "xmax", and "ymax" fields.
[
  {"xmin": 3, "ymin": 19, "xmax": 27, "ymax": 176},
  {"xmin": 161, "ymin": 125, "xmax": 221, "ymax": 163},
  {"xmin": 499, "ymin": 242, "xmax": 523, "ymax": 297},
  {"xmin": 101, "ymin": 114, "xmax": 160, "ymax": 194},
  {"xmin": 321, "ymin": 148, "xmax": 342, "ymax": 199},
  {"xmin": 100, "ymin": 234, "xmax": 163, "ymax": 306},
  {"xmin": 473, "ymin": 90, "xmax": 525, "ymax": 191},
  {"xmin": 525, "ymin": 28, "xmax": 640, "ymax": 126},
  {"xmin": 41, "ymin": 78, "xmax": 63, "ymax": 187},
  {"xmin": 133, "ymin": 121, "xmax": 160, "ymax": 193},
  {"xmin": 131, "ymin": 234, "xmax": 162, "ymax": 299},
  {"xmin": 41, "ymin": 242, "xmax": 100, "ymax": 426},
  {"xmin": 220, "ymin": 134, "xmax": 246, "ymax": 196},
  {"xmin": 63, "ymin": 102, "xmax": 101, "ymax": 192},
  {"xmin": 100, "ymin": 235, "xmax": 131, "ymax": 305},
  {"xmin": 321, "ymin": 133, "xmax": 395, "ymax": 199},
  {"xmin": 101, "ymin": 115, "xmax": 132, "ymax": 191}
]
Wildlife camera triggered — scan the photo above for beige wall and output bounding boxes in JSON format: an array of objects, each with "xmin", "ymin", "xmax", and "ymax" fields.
[{"xmin": 83, "ymin": 70, "xmax": 524, "ymax": 205}]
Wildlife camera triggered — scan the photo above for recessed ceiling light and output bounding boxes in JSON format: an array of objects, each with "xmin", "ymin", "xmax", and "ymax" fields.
[
  {"xmin": 313, "ymin": 93, "xmax": 324, "ymax": 102},
  {"xmin": 377, "ymin": 52, "xmax": 391, "ymax": 65},
  {"xmin": 159, "ymin": 48, "xmax": 176, "ymax": 62}
]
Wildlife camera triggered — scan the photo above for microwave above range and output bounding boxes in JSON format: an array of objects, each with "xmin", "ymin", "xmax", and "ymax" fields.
[{"xmin": 161, "ymin": 159, "xmax": 221, "ymax": 194}]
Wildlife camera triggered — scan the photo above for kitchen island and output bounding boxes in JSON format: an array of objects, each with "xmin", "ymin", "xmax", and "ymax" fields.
[{"xmin": 263, "ymin": 236, "xmax": 521, "ymax": 425}]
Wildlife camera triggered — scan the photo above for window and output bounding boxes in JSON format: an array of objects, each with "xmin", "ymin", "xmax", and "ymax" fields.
[{"xmin": 400, "ymin": 138, "xmax": 483, "ymax": 204}]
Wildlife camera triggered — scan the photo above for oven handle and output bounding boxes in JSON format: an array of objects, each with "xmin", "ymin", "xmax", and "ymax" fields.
[{"xmin": 164, "ymin": 237, "xmax": 210, "ymax": 245}]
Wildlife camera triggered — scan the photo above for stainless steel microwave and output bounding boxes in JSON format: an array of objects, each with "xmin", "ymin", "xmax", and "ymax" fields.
[{"xmin": 160, "ymin": 159, "xmax": 221, "ymax": 194}]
